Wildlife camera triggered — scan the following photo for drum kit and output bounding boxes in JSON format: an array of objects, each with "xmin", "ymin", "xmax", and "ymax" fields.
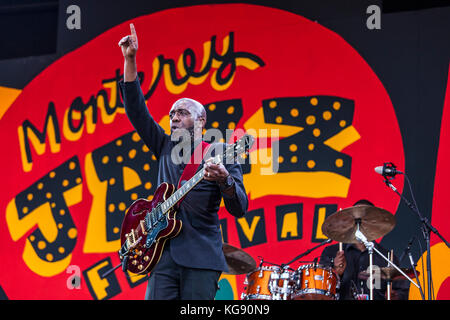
[{"xmin": 223, "ymin": 205, "xmax": 421, "ymax": 301}]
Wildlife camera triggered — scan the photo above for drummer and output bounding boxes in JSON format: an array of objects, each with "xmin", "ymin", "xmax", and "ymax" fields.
[{"xmin": 319, "ymin": 199, "xmax": 410, "ymax": 300}]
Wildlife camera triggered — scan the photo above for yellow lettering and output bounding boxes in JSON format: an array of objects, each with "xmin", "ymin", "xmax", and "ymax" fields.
[
  {"xmin": 237, "ymin": 216, "xmax": 261, "ymax": 242},
  {"xmin": 85, "ymin": 261, "xmax": 111, "ymax": 300},
  {"xmin": 280, "ymin": 212, "xmax": 298, "ymax": 238}
]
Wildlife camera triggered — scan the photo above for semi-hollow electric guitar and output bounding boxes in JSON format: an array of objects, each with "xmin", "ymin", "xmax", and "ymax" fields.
[{"xmin": 118, "ymin": 134, "xmax": 254, "ymax": 275}]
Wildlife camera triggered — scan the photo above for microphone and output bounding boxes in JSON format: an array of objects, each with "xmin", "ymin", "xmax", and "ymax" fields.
[
  {"xmin": 399, "ymin": 236, "xmax": 415, "ymax": 263},
  {"xmin": 374, "ymin": 163, "xmax": 403, "ymax": 177}
]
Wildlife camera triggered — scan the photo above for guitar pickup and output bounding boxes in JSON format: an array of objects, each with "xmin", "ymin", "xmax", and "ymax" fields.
[{"xmin": 140, "ymin": 220, "xmax": 148, "ymax": 235}]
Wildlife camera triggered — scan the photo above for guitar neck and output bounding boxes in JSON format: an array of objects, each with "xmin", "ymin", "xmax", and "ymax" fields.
[{"xmin": 160, "ymin": 167, "xmax": 206, "ymax": 213}]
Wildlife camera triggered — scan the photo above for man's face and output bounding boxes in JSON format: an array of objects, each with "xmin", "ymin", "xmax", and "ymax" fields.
[{"xmin": 169, "ymin": 101, "xmax": 196, "ymax": 135}]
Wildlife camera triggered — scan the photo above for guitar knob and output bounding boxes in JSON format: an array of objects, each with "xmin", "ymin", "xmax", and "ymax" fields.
[
  {"xmin": 132, "ymin": 260, "xmax": 137, "ymax": 265},
  {"xmin": 138, "ymin": 265, "xmax": 143, "ymax": 270},
  {"xmin": 143, "ymin": 256, "xmax": 149, "ymax": 262}
]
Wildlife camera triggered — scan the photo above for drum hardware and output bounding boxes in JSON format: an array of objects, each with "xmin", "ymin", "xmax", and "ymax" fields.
[{"xmin": 322, "ymin": 204, "xmax": 420, "ymax": 300}]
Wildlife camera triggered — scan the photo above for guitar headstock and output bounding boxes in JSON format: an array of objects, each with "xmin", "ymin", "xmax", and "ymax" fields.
[{"xmin": 215, "ymin": 133, "xmax": 254, "ymax": 165}]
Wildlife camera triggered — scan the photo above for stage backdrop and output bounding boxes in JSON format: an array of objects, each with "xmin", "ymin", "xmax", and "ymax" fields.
[{"xmin": 0, "ymin": 2, "xmax": 449, "ymax": 300}]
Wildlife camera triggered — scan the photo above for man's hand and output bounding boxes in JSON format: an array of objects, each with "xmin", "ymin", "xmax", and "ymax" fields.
[
  {"xmin": 118, "ymin": 23, "xmax": 138, "ymax": 59},
  {"xmin": 203, "ymin": 160, "xmax": 229, "ymax": 184},
  {"xmin": 333, "ymin": 250, "xmax": 347, "ymax": 276}
]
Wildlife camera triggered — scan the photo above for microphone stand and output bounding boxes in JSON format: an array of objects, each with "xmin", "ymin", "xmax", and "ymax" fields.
[
  {"xmin": 383, "ymin": 175, "xmax": 450, "ymax": 300},
  {"xmin": 407, "ymin": 245, "xmax": 426, "ymax": 300}
]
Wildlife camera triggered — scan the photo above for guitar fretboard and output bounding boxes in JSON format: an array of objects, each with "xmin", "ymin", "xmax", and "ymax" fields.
[{"xmin": 160, "ymin": 167, "xmax": 207, "ymax": 213}]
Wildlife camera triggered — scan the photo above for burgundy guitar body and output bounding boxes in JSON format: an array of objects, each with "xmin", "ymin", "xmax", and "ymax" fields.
[{"xmin": 119, "ymin": 182, "xmax": 181, "ymax": 275}]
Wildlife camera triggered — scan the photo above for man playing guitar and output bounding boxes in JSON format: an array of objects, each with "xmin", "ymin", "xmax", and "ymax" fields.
[{"xmin": 118, "ymin": 23, "xmax": 249, "ymax": 300}]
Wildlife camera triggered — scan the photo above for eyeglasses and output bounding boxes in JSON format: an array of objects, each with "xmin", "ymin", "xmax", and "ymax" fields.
[{"xmin": 169, "ymin": 109, "xmax": 192, "ymax": 119}]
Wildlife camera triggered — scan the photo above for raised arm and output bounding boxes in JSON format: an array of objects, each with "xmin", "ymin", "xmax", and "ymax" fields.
[
  {"xmin": 118, "ymin": 23, "xmax": 169, "ymax": 158},
  {"xmin": 118, "ymin": 23, "xmax": 138, "ymax": 82}
]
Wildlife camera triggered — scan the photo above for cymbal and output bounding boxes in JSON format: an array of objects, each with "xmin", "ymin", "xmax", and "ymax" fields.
[
  {"xmin": 321, "ymin": 205, "xmax": 396, "ymax": 243},
  {"xmin": 222, "ymin": 243, "xmax": 256, "ymax": 275},
  {"xmin": 380, "ymin": 267, "xmax": 420, "ymax": 281},
  {"xmin": 358, "ymin": 267, "xmax": 420, "ymax": 281}
]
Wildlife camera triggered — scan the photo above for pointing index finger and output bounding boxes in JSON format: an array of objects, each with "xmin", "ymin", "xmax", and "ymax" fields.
[{"xmin": 130, "ymin": 23, "xmax": 137, "ymax": 39}]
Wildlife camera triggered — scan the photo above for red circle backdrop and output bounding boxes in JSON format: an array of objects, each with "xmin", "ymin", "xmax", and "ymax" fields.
[{"xmin": 0, "ymin": 4, "xmax": 404, "ymax": 299}]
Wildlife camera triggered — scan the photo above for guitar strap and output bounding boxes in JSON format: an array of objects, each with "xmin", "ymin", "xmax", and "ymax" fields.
[{"xmin": 176, "ymin": 140, "xmax": 211, "ymax": 193}]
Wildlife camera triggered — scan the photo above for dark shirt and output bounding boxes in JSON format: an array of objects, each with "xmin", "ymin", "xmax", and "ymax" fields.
[
  {"xmin": 118, "ymin": 78, "xmax": 248, "ymax": 272},
  {"xmin": 320, "ymin": 243, "xmax": 410, "ymax": 300}
]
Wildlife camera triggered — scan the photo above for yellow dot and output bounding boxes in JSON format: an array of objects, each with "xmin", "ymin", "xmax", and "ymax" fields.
[
  {"xmin": 132, "ymin": 132, "xmax": 140, "ymax": 142},
  {"xmin": 69, "ymin": 161, "xmax": 76, "ymax": 170},
  {"xmin": 59, "ymin": 209, "xmax": 65, "ymax": 215},
  {"xmin": 278, "ymin": 156, "xmax": 284, "ymax": 163},
  {"xmin": 49, "ymin": 171, "xmax": 56, "ymax": 178},
  {"xmin": 313, "ymin": 128, "xmax": 321, "ymax": 137},
  {"xmin": 212, "ymin": 121, "xmax": 219, "ymax": 128},
  {"xmin": 308, "ymin": 143, "xmax": 315, "ymax": 151},
  {"xmin": 291, "ymin": 156, "xmax": 298, "ymax": 163},
  {"xmin": 109, "ymin": 178, "xmax": 116, "ymax": 185},
  {"xmin": 219, "ymin": 138, "xmax": 225, "ymax": 143},
  {"xmin": 76, "ymin": 177, "xmax": 82, "ymax": 184},
  {"xmin": 151, "ymin": 155, "xmax": 157, "ymax": 161},
  {"xmin": 227, "ymin": 106, "xmax": 235, "ymax": 114},
  {"xmin": 68, "ymin": 228, "xmax": 77, "ymax": 239},
  {"xmin": 208, "ymin": 104, "xmax": 216, "ymax": 111},
  {"xmin": 29, "ymin": 235, "xmax": 35, "ymax": 242},
  {"xmin": 307, "ymin": 160, "xmax": 316, "ymax": 168},
  {"xmin": 51, "ymin": 202, "xmax": 56, "ymax": 208},
  {"xmin": 310, "ymin": 97, "xmax": 318, "ymax": 106},
  {"xmin": 147, "ymin": 195, "xmax": 154, "ymax": 201},
  {"xmin": 145, "ymin": 182, "xmax": 152, "ymax": 190},
  {"xmin": 108, "ymin": 203, "xmax": 115, "ymax": 213},
  {"xmin": 38, "ymin": 241, "xmax": 46, "ymax": 250},
  {"xmin": 142, "ymin": 145, "xmax": 149, "ymax": 152},
  {"xmin": 131, "ymin": 193, "xmax": 138, "ymax": 200},
  {"xmin": 333, "ymin": 101, "xmax": 341, "ymax": 110},
  {"xmin": 46, "ymin": 253, "xmax": 54, "ymax": 262},
  {"xmin": 37, "ymin": 182, "xmax": 44, "ymax": 190},
  {"xmin": 129, "ymin": 149, "xmax": 137, "ymax": 159},
  {"xmin": 57, "ymin": 223, "xmax": 63, "ymax": 229},
  {"xmin": 269, "ymin": 101, "xmax": 277, "ymax": 108},
  {"xmin": 113, "ymin": 227, "xmax": 120, "ymax": 234},
  {"xmin": 102, "ymin": 156, "xmax": 109, "ymax": 164},
  {"xmin": 290, "ymin": 108, "xmax": 299, "ymax": 117},
  {"xmin": 228, "ymin": 122, "xmax": 236, "ymax": 129},
  {"xmin": 323, "ymin": 111, "xmax": 332, "ymax": 120},
  {"xmin": 116, "ymin": 139, "xmax": 123, "ymax": 146},
  {"xmin": 336, "ymin": 158, "xmax": 344, "ymax": 168},
  {"xmin": 116, "ymin": 156, "xmax": 123, "ymax": 163},
  {"xmin": 46, "ymin": 192, "xmax": 52, "ymax": 199},
  {"xmin": 306, "ymin": 115, "xmax": 316, "ymax": 125},
  {"xmin": 118, "ymin": 202, "xmax": 126, "ymax": 211},
  {"xmin": 62, "ymin": 179, "xmax": 69, "ymax": 187},
  {"xmin": 58, "ymin": 247, "xmax": 65, "ymax": 254},
  {"xmin": 339, "ymin": 120, "xmax": 347, "ymax": 127},
  {"xmin": 275, "ymin": 116, "xmax": 283, "ymax": 123},
  {"xmin": 202, "ymin": 128, "xmax": 207, "ymax": 135},
  {"xmin": 289, "ymin": 144, "xmax": 298, "ymax": 152},
  {"xmin": 143, "ymin": 164, "xmax": 150, "ymax": 171}
]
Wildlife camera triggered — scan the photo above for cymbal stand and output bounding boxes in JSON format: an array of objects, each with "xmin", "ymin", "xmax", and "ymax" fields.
[{"xmin": 354, "ymin": 220, "xmax": 420, "ymax": 300}]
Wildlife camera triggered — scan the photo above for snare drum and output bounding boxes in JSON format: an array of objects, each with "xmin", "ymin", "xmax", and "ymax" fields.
[{"xmin": 291, "ymin": 264, "xmax": 339, "ymax": 300}]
